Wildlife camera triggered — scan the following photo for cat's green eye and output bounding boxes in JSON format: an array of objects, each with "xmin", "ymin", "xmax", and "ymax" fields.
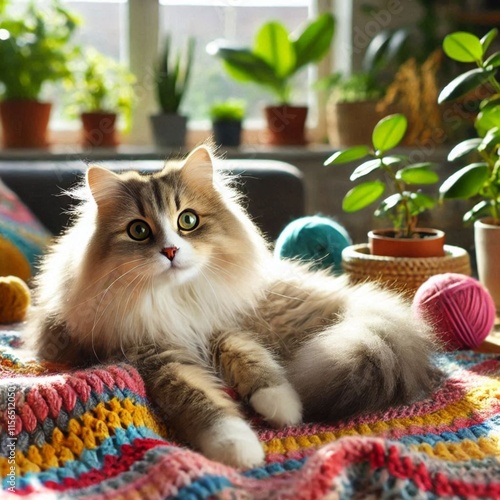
[
  {"xmin": 127, "ymin": 220, "xmax": 151, "ymax": 241},
  {"xmin": 178, "ymin": 210, "xmax": 199, "ymax": 231}
]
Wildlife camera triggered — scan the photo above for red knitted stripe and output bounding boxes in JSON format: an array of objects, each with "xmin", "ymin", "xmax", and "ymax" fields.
[
  {"xmin": 43, "ymin": 437, "xmax": 169, "ymax": 491},
  {"xmin": 296, "ymin": 437, "xmax": 500, "ymax": 499},
  {"xmin": 8, "ymin": 365, "xmax": 148, "ymax": 436}
]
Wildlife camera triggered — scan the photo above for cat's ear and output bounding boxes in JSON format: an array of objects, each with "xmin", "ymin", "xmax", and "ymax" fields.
[
  {"xmin": 180, "ymin": 146, "xmax": 214, "ymax": 186},
  {"xmin": 86, "ymin": 166, "xmax": 122, "ymax": 206}
]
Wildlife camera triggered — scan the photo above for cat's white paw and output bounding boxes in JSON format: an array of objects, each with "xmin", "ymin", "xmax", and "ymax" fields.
[
  {"xmin": 250, "ymin": 383, "xmax": 303, "ymax": 427},
  {"xmin": 198, "ymin": 416, "xmax": 264, "ymax": 469}
]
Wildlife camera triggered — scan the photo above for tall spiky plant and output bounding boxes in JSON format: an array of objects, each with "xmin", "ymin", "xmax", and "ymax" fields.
[{"xmin": 156, "ymin": 35, "xmax": 195, "ymax": 114}]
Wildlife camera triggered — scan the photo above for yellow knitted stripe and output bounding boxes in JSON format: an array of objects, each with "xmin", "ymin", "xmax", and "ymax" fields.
[
  {"xmin": 0, "ymin": 397, "xmax": 167, "ymax": 478},
  {"xmin": 263, "ymin": 383, "xmax": 500, "ymax": 456},
  {"xmin": 410, "ymin": 435, "xmax": 500, "ymax": 461}
]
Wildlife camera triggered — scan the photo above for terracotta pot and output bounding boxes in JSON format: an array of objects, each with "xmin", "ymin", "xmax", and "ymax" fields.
[
  {"xmin": 0, "ymin": 100, "xmax": 51, "ymax": 148},
  {"xmin": 368, "ymin": 228, "xmax": 446, "ymax": 258},
  {"xmin": 326, "ymin": 99, "xmax": 381, "ymax": 147},
  {"xmin": 264, "ymin": 105, "xmax": 308, "ymax": 146},
  {"xmin": 81, "ymin": 112, "xmax": 118, "ymax": 148},
  {"xmin": 474, "ymin": 218, "xmax": 500, "ymax": 312}
]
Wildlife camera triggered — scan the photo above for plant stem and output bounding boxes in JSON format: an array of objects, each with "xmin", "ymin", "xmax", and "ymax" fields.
[{"xmin": 380, "ymin": 157, "xmax": 412, "ymax": 237}]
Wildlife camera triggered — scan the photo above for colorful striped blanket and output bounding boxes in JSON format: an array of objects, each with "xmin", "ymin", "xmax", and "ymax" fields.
[{"xmin": 1, "ymin": 330, "xmax": 500, "ymax": 499}]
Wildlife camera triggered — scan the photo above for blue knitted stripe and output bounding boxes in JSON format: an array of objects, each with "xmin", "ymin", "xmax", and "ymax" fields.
[
  {"xmin": 398, "ymin": 414, "xmax": 500, "ymax": 447},
  {"xmin": 7, "ymin": 425, "xmax": 165, "ymax": 491},
  {"xmin": 243, "ymin": 458, "xmax": 305, "ymax": 479},
  {"xmin": 0, "ymin": 384, "xmax": 151, "ymax": 456}
]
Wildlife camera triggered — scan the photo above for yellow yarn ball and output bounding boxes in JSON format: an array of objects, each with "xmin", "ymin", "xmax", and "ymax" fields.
[
  {"xmin": 0, "ymin": 276, "xmax": 31, "ymax": 323},
  {"xmin": 0, "ymin": 237, "xmax": 31, "ymax": 281}
]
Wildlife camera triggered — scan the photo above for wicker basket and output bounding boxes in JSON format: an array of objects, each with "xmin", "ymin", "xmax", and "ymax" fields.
[{"xmin": 342, "ymin": 244, "xmax": 471, "ymax": 297}]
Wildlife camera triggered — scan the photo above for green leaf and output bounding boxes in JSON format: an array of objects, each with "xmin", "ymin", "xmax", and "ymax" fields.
[
  {"xmin": 211, "ymin": 45, "xmax": 281, "ymax": 89},
  {"xmin": 484, "ymin": 51, "xmax": 500, "ymax": 68},
  {"xmin": 396, "ymin": 164, "xmax": 439, "ymax": 184},
  {"xmin": 409, "ymin": 192, "xmax": 436, "ymax": 211},
  {"xmin": 481, "ymin": 28, "xmax": 498, "ymax": 54},
  {"xmin": 443, "ymin": 32, "xmax": 483, "ymax": 63},
  {"xmin": 447, "ymin": 138, "xmax": 482, "ymax": 161},
  {"xmin": 438, "ymin": 67, "xmax": 496, "ymax": 103},
  {"xmin": 372, "ymin": 114, "xmax": 407, "ymax": 153},
  {"xmin": 478, "ymin": 127, "xmax": 500, "ymax": 153},
  {"xmin": 324, "ymin": 145, "xmax": 370, "ymax": 165},
  {"xmin": 480, "ymin": 94, "xmax": 500, "ymax": 110},
  {"xmin": 476, "ymin": 106, "xmax": 500, "ymax": 137},
  {"xmin": 293, "ymin": 13, "xmax": 335, "ymax": 71},
  {"xmin": 254, "ymin": 22, "xmax": 295, "ymax": 78},
  {"xmin": 342, "ymin": 180, "xmax": 385, "ymax": 212},
  {"xmin": 464, "ymin": 200, "xmax": 492, "ymax": 224},
  {"xmin": 375, "ymin": 193, "xmax": 402, "ymax": 215},
  {"xmin": 361, "ymin": 29, "xmax": 393, "ymax": 73},
  {"xmin": 439, "ymin": 163, "xmax": 489, "ymax": 199},
  {"xmin": 350, "ymin": 159, "xmax": 382, "ymax": 181}
]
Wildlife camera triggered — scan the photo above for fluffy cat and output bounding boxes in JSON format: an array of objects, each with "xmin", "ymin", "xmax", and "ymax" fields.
[{"xmin": 28, "ymin": 146, "xmax": 441, "ymax": 469}]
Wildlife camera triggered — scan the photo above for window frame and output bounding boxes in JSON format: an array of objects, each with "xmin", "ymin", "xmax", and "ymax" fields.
[{"xmin": 52, "ymin": 0, "xmax": 334, "ymax": 147}]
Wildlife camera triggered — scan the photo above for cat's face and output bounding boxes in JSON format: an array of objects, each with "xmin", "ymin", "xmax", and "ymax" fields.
[{"xmin": 85, "ymin": 147, "xmax": 258, "ymax": 288}]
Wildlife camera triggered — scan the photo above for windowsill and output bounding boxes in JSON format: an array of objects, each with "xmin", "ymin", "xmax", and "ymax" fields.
[{"xmin": 0, "ymin": 143, "xmax": 334, "ymax": 162}]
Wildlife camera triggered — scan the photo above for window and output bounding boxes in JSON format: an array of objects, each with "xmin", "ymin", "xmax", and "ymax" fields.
[
  {"xmin": 9, "ymin": 0, "xmax": 326, "ymax": 142},
  {"xmin": 159, "ymin": 0, "xmax": 311, "ymax": 122}
]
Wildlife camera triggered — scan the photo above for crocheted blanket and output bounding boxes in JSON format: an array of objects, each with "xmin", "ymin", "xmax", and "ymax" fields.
[{"xmin": 2, "ymin": 330, "xmax": 500, "ymax": 499}]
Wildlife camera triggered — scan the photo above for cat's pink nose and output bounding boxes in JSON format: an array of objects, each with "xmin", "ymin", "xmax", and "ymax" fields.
[{"xmin": 161, "ymin": 246, "xmax": 178, "ymax": 261}]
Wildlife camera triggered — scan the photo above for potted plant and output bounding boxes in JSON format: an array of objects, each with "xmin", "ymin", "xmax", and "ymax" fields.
[
  {"xmin": 209, "ymin": 99, "xmax": 245, "ymax": 147},
  {"xmin": 0, "ymin": 0, "xmax": 79, "ymax": 148},
  {"xmin": 150, "ymin": 34, "xmax": 195, "ymax": 149},
  {"xmin": 318, "ymin": 29, "xmax": 406, "ymax": 147},
  {"xmin": 207, "ymin": 13, "xmax": 335, "ymax": 146},
  {"xmin": 66, "ymin": 48, "xmax": 135, "ymax": 148},
  {"xmin": 324, "ymin": 113, "xmax": 471, "ymax": 295},
  {"xmin": 437, "ymin": 28, "xmax": 500, "ymax": 310}
]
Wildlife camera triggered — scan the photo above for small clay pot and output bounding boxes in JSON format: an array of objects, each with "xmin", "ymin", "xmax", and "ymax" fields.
[
  {"xmin": 81, "ymin": 112, "xmax": 118, "ymax": 148},
  {"xmin": 0, "ymin": 100, "xmax": 52, "ymax": 148},
  {"xmin": 264, "ymin": 105, "xmax": 308, "ymax": 146},
  {"xmin": 368, "ymin": 228, "xmax": 446, "ymax": 258}
]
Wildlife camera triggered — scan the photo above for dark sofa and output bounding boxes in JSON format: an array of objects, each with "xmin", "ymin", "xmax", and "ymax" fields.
[{"xmin": 0, "ymin": 158, "xmax": 305, "ymax": 242}]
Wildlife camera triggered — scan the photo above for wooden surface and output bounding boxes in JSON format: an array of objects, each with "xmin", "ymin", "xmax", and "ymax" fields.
[{"xmin": 476, "ymin": 316, "xmax": 500, "ymax": 353}]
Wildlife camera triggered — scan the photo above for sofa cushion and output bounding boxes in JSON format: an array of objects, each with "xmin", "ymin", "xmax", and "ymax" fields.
[{"xmin": 0, "ymin": 178, "xmax": 51, "ymax": 279}]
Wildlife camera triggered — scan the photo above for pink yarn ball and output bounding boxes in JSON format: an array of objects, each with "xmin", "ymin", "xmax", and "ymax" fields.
[{"xmin": 413, "ymin": 273, "xmax": 496, "ymax": 351}]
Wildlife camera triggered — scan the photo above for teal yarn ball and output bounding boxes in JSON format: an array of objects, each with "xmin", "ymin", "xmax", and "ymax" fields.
[{"xmin": 274, "ymin": 216, "xmax": 352, "ymax": 274}]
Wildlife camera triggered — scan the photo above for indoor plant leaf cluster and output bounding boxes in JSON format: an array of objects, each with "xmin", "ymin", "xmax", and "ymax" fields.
[
  {"xmin": 156, "ymin": 34, "xmax": 196, "ymax": 114},
  {"xmin": 438, "ymin": 29, "xmax": 500, "ymax": 226},
  {"xmin": 206, "ymin": 13, "xmax": 335, "ymax": 104},
  {"xmin": 324, "ymin": 113, "xmax": 439, "ymax": 238},
  {"xmin": 0, "ymin": 0, "xmax": 79, "ymax": 101},
  {"xmin": 209, "ymin": 99, "xmax": 245, "ymax": 122},
  {"xmin": 317, "ymin": 28, "xmax": 409, "ymax": 103},
  {"xmin": 66, "ymin": 47, "xmax": 136, "ymax": 130}
]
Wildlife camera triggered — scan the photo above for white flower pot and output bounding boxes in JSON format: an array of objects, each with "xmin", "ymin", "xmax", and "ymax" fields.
[{"xmin": 474, "ymin": 218, "xmax": 500, "ymax": 312}]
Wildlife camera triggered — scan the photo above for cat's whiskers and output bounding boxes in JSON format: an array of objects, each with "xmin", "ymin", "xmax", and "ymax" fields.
[
  {"xmin": 266, "ymin": 290, "xmax": 307, "ymax": 303},
  {"xmin": 118, "ymin": 272, "xmax": 151, "ymax": 361},
  {"xmin": 65, "ymin": 257, "xmax": 148, "ymax": 312},
  {"xmin": 88, "ymin": 260, "xmax": 151, "ymax": 353},
  {"xmin": 143, "ymin": 276, "xmax": 160, "ymax": 352},
  {"xmin": 203, "ymin": 261, "xmax": 235, "ymax": 280},
  {"xmin": 208, "ymin": 255, "xmax": 260, "ymax": 276},
  {"xmin": 198, "ymin": 267, "xmax": 223, "ymax": 307}
]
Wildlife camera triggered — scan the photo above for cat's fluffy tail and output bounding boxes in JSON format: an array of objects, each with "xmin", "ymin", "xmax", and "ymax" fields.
[{"xmin": 286, "ymin": 284, "xmax": 442, "ymax": 422}]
